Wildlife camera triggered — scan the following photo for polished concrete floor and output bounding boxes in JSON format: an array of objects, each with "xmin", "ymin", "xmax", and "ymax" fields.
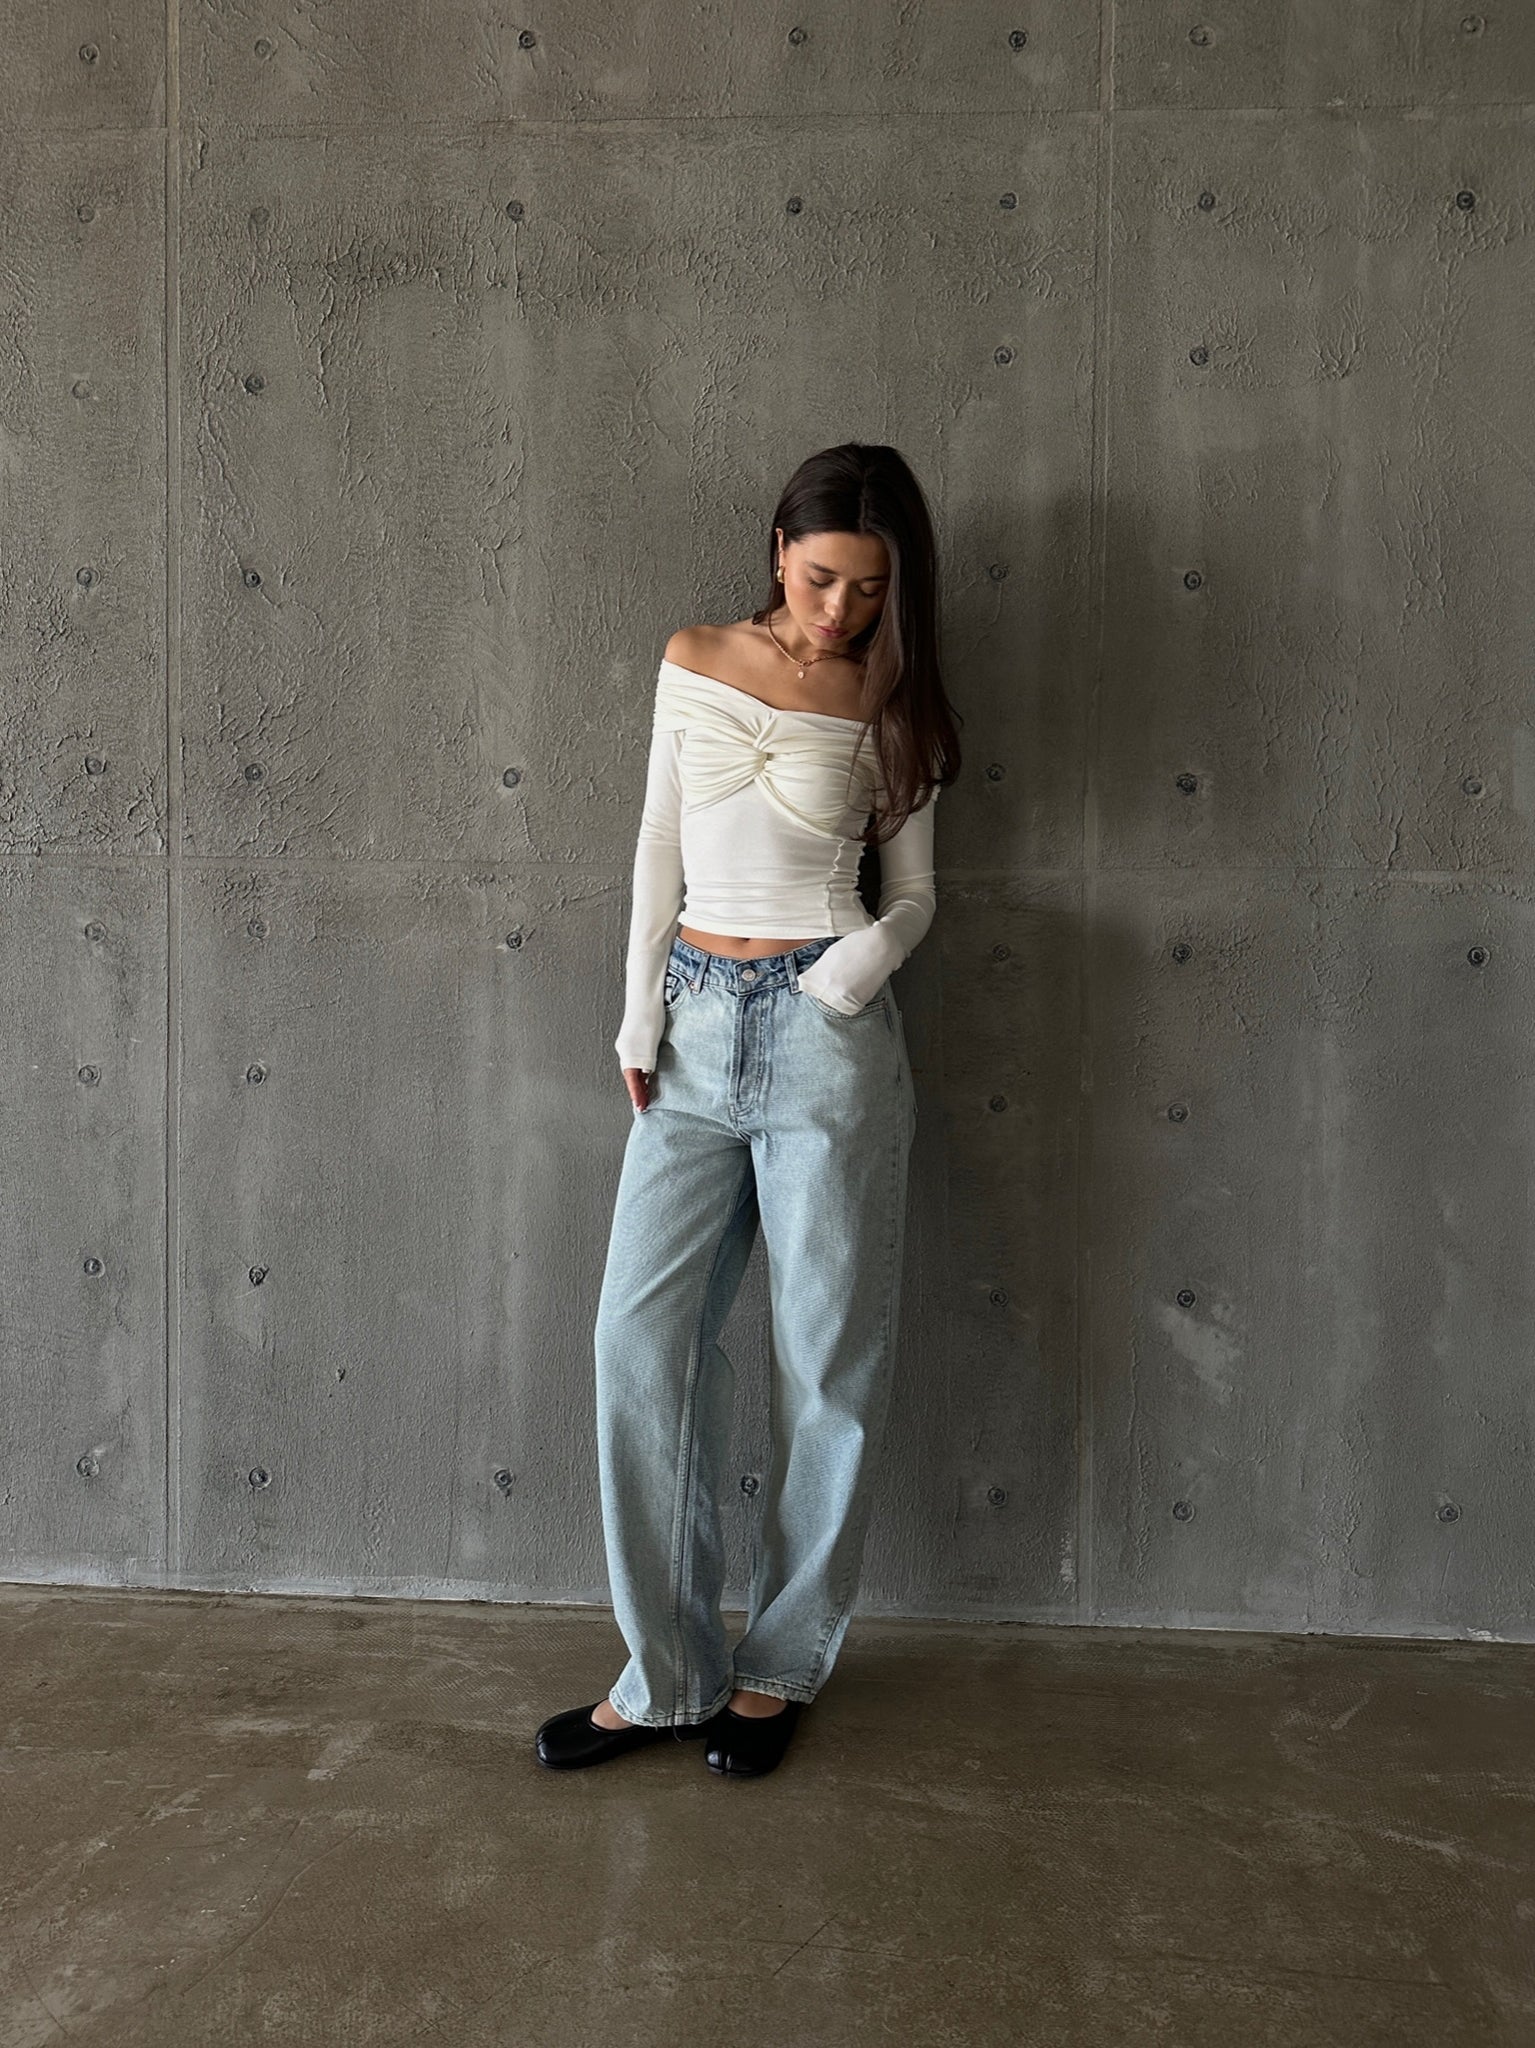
[{"xmin": 0, "ymin": 1585, "xmax": 1529, "ymax": 2046}]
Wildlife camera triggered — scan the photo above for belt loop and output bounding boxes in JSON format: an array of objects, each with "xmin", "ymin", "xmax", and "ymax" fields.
[
  {"xmin": 786, "ymin": 947, "xmax": 801, "ymax": 993},
  {"xmin": 690, "ymin": 951, "xmax": 707, "ymax": 993}
]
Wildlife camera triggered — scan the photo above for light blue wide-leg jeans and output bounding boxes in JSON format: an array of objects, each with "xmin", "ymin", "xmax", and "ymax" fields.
[{"xmin": 594, "ymin": 931, "xmax": 918, "ymax": 1728}]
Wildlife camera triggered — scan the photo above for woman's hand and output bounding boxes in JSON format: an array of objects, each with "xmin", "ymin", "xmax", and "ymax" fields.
[{"xmin": 622, "ymin": 1066, "xmax": 653, "ymax": 1112}]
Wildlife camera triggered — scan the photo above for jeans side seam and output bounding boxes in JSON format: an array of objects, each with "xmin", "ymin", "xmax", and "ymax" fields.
[
  {"xmin": 748, "ymin": 1311, "xmax": 781, "ymax": 1630},
  {"xmin": 802, "ymin": 1085, "xmax": 906, "ymax": 1693}
]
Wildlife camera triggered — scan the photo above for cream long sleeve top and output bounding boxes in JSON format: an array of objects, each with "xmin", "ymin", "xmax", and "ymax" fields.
[{"xmin": 614, "ymin": 657, "xmax": 939, "ymax": 1073}]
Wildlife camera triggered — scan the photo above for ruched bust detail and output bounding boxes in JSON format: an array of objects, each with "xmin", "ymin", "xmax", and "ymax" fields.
[{"xmin": 653, "ymin": 659, "xmax": 878, "ymax": 839}]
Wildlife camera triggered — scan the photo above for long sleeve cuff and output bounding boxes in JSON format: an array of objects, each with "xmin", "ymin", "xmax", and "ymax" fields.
[
  {"xmin": 613, "ymin": 724, "xmax": 684, "ymax": 1072},
  {"xmin": 795, "ymin": 789, "xmax": 938, "ymax": 1014}
]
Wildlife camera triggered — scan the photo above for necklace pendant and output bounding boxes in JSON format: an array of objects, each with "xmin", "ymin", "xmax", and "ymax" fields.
[{"xmin": 797, "ymin": 666, "xmax": 806, "ymax": 679}]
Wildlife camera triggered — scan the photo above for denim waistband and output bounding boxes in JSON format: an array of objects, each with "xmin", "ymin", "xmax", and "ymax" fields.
[{"xmin": 669, "ymin": 931, "xmax": 837, "ymax": 995}]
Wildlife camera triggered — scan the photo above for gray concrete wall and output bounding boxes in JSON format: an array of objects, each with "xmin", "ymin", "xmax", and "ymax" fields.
[{"xmin": 3, "ymin": 3, "xmax": 1532, "ymax": 1640}]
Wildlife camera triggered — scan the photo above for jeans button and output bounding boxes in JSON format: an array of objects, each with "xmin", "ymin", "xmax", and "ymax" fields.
[{"xmin": 741, "ymin": 966, "xmax": 756, "ymax": 980}]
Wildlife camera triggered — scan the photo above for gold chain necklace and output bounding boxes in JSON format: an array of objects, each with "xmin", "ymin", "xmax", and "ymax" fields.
[{"xmin": 765, "ymin": 602, "xmax": 860, "ymax": 682}]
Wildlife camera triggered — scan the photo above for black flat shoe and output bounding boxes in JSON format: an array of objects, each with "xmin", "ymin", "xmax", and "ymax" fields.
[
  {"xmin": 535, "ymin": 1702, "xmax": 714, "ymax": 1770},
  {"xmin": 703, "ymin": 1699, "xmax": 804, "ymax": 1778}
]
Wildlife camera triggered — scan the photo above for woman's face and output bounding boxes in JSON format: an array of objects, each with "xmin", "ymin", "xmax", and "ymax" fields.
[{"xmin": 777, "ymin": 527, "xmax": 890, "ymax": 651}]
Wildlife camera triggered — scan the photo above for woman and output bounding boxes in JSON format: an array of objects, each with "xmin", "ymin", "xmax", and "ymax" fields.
[{"xmin": 536, "ymin": 442, "xmax": 962, "ymax": 1778}]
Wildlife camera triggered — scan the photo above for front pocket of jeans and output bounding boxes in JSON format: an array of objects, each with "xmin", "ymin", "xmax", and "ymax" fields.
[
  {"xmin": 801, "ymin": 985, "xmax": 884, "ymax": 1023},
  {"xmin": 663, "ymin": 968, "xmax": 685, "ymax": 1007}
]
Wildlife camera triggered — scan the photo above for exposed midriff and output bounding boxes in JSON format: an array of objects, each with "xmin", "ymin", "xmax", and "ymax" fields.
[{"xmin": 677, "ymin": 923, "xmax": 823, "ymax": 958}]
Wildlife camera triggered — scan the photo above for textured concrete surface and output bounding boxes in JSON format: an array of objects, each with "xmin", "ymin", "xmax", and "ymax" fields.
[
  {"xmin": 3, "ymin": 4, "xmax": 1535, "ymax": 1643},
  {"xmin": 1, "ymin": 1586, "xmax": 1531, "ymax": 2046}
]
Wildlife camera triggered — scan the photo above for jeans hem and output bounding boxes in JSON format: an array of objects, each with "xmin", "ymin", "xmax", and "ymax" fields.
[
  {"xmin": 729, "ymin": 1676, "xmax": 818, "ymax": 1707},
  {"xmin": 608, "ymin": 1682, "xmax": 734, "ymax": 1729}
]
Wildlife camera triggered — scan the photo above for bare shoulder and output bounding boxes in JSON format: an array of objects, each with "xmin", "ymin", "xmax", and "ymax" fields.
[
  {"xmin": 662, "ymin": 624, "xmax": 716, "ymax": 673},
  {"xmin": 663, "ymin": 620, "xmax": 765, "ymax": 675}
]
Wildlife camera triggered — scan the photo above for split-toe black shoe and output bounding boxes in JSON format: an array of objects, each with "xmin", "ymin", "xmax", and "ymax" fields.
[
  {"xmin": 535, "ymin": 1702, "xmax": 714, "ymax": 1770},
  {"xmin": 703, "ymin": 1699, "xmax": 804, "ymax": 1778}
]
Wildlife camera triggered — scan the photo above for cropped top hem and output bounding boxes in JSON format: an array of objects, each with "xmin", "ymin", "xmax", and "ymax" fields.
[{"xmin": 677, "ymin": 922, "xmax": 840, "ymax": 939}]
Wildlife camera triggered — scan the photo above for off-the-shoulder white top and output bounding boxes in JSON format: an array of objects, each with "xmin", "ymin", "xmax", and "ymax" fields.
[{"xmin": 614, "ymin": 658, "xmax": 939, "ymax": 1072}]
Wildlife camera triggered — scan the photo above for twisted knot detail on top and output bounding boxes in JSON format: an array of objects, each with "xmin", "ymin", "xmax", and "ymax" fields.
[{"xmin": 652, "ymin": 661, "xmax": 876, "ymax": 835}]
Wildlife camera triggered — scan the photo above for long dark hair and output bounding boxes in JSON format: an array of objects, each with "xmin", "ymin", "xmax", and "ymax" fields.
[{"xmin": 750, "ymin": 442, "xmax": 962, "ymax": 846}]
